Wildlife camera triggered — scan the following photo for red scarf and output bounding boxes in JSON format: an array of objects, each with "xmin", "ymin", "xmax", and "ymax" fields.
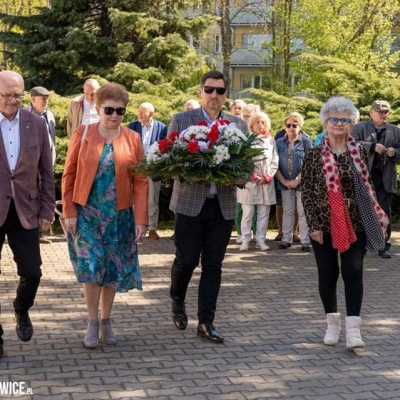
[
  {"xmin": 322, "ymin": 138, "xmax": 357, "ymax": 252},
  {"xmin": 322, "ymin": 136, "xmax": 388, "ymax": 252}
]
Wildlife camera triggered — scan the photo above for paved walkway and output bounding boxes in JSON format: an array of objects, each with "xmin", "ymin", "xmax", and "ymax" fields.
[{"xmin": 0, "ymin": 228, "xmax": 399, "ymax": 400}]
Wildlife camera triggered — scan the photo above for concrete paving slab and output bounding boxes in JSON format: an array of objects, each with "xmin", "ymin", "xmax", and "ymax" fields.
[{"xmin": 0, "ymin": 229, "xmax": 399, "ymax": 399}]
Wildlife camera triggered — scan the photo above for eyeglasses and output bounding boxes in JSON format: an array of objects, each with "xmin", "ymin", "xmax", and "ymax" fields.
[
  {"xmin": 286, "ymin": 123, "xmax": 298, "ymax": 129},
  {"xmin": 327, "ymin": 117, "xmax": 352, "ymax": 126},
  {"xmin": 0, "ymin": 93, "xmax": 24, "ymax": 101},
  {"xmin": 374, "ymin": 110, "xmax": 390, "ymax": 116},
  {"xmin": 203, "ymin": 86, "xmax": 227, "ymax": 95},
  {"xmin": 102, "ymin": 106, "xmax": 126, "ymax": 116}
]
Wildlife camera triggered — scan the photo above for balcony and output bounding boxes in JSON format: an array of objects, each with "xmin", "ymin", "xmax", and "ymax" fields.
[
  {"xmin": 230, "ymin": 6, "xmax": 271, "ymax": 26},
  {"xmin": 230, "ymin": 48, "xmax": 271, "ymax": 66}
]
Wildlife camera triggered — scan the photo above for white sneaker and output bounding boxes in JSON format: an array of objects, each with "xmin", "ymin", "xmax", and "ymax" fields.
[
  {"xmin": 239, "ymin": 242, "xmax": 249, "ymax": 251},
  {"xmin": 236, "ymin": 235, "xmax": 242, "ymax": 244},
  {"xmin": 256, "ymin": 241, "xmax": 270, "ymax": 251}
]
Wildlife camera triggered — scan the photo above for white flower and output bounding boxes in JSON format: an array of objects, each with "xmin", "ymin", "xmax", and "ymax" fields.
[
  {"xmin": 146, "ymin": 142, "xmax": 164, "ymax": 163},
  {"xmin": 180, "ymin": 125, "xmax": 209, "ymax": 142},
  {"xmin": 219, "ymin": 124, "xmax": 247, "ymax": 146},
  {"xmin": 213, "ymin": 145, "xmax": 230, "ymax": 165}
]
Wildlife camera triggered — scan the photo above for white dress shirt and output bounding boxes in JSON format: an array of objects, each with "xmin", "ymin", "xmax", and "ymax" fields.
[
  {"xmin": 142, "ymin": 120, "xmax": 154, "ymax": 154},
  {"xmin": 81, "ymin": 98, "xmax": 100, "ymax": 126},
  {"xmin": 0, "ymin": 111, "xmax": 20, "ymax": 173}
]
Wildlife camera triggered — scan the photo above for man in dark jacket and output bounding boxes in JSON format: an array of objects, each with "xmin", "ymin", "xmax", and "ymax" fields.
[
  {"xmin": 352, "ymin": 100, "xmax": 400, "ymax": 258},
  {"xmin": 128, "ymin": 103, "xmax": 167, "ymax": 239}
]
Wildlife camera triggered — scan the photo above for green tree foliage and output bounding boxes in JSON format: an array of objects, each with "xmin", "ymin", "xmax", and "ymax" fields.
[
  {"xmin": 296, "ymin": 0, "xmax": 400, "ymax": 75},
  {"xmin": 0, "ymin": 0, "xmax": 47, "ymax": 70},
  {"xmin": 0, "ymin": 0, "xmax": 212, "ymax": 93},
  {"xmin": 266, "ymin": 0, "xmax": 400, "ymax": 95},
  {"xmin": 238, "ymin": 87, "xmax": 322, "ymax": 136}
]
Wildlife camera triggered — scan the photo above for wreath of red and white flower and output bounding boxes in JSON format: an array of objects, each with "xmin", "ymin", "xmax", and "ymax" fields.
[{"xmin": 136, "ymin": 119, "xmax": 264, "ymax": 185}]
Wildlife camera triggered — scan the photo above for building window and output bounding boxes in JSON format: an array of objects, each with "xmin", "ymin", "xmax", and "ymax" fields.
[
  {"xmin": 188, "ymin": 34, "xmax": 201, "ymax": 51},
  {"xmin": 215, "ymin": 35, "xmax": 221, "ymax": 54},
  {"xmin": 242, "ymin": 34, "xmax": 269, "ymax": 50},
  {"xmin": 291, "ymin": 37, "xmax": 304, "ymax": 53},
  {"xmin": 241, "ymin": 75, "xmax": 262, "ymax": 89}
]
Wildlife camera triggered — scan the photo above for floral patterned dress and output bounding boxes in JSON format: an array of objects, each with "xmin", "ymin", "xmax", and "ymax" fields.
[{"xmin": 67, "ymin": 143, "xmax": 142, "ymax": 292}]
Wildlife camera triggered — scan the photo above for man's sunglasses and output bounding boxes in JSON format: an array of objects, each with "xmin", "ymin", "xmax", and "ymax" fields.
[
  {"xmin": 203, "ymin": 86, "xmax": 227, "ymax": 95},
  {"xmin": 373, "ymin": 110, "xmax": 390, "ymax": 116},
  {"xmin": 286, "ymin": 123, "xmax": 298, "ymax": 129},
  {"xmin": 102, "ymin": 106, "xmax": 126, "ymax": 116}
]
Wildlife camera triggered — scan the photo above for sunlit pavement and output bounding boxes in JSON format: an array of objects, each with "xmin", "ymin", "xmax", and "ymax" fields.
[{"xmin": 0, "ymin": 228, "xmax": 399, "ymax": 399}]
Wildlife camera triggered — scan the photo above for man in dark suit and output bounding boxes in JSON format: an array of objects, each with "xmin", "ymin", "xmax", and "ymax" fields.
[
  {"xmin": 24, "ymin": 86, "xmax": 56, "ymax": 244},
  {"xmin": 352, "ymin": 100, "xmax": 400, "ymax": 259},
  {"xmin": 0, "ymin": 70, "xmax": 55, "ymax": 357},
  {"xmin": 168, "ymin": 70, "xmax": 249, "ymax": 343},
  {"xmin": 128, "ymin": 102, "xmax": 167, "ymax": 239}
]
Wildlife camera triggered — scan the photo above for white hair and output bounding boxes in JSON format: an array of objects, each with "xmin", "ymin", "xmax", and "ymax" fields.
[
  {"xmin": 139, "ymin": 102, "xmax": 155, "ymax": 112},
  {"xmin": 319, "ymin": 96, "xmax": 359, "ymax": 124}
]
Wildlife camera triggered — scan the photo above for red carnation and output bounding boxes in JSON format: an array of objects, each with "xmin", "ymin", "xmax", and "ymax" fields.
[
  {"xmin": 169, "ymin": 131, "xmax": 179, "ymax": 142},
  {"xmin": 197, "ymin": 120, "xmax": 208, "ymax": 127},
  {"xmin": 207, "ymin": 125, "xmax": 219, "ymax": 144},
  {"xmin": 218, "ymin": 119, "xmax": 230, "ymax": 126},
  {"xmin": 158, "ymin": 138, "xmax": 172, "ymax": 153},
  {"xmin": 188, "ymin": 141, "xmax": 200, "ymax": 153}
]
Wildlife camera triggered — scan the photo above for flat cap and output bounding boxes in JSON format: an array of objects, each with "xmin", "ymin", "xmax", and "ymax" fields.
[
  {"xmin": 371, "ymin": 100, "xmax": 391, "ymax": 112},
  {"xmin": 30, "ymin": 86, "xmax": 50, "ymax": 96}
]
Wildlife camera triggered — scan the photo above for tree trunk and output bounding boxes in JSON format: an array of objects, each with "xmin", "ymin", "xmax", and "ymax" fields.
[{"xmin": 218, "ymin": 0, "xmax": 232, "ymax": 95}]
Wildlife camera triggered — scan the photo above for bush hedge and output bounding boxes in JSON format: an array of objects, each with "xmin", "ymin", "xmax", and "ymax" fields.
[{"xmin": 24, "ymin": 88, "xmax": 400, "ymax": 223}]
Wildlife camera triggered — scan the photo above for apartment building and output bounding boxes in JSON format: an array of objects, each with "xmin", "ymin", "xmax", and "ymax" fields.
[{"xmin": 189, "ymin": 1, "xmax": 271, "ymax": 98}]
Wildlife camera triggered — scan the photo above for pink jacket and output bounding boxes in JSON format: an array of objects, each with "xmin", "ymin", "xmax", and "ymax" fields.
[{"xmin": 62, "ymin": 124, "xmax": 148, "ymax": 226}]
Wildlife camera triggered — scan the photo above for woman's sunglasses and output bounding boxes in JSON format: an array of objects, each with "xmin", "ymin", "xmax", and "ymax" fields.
[
  {"xmin": 286, "ymin": 123, "xmax": 298, "ymax": 129},
  {"xmin": 102, "ymin": 106, "xmax": 126, "ymax": 116}
]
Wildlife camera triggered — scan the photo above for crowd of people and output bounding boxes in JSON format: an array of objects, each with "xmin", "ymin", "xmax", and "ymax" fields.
[{"xmin": 0, "ymin": 68, "xmax": 398, "ymax": 358}]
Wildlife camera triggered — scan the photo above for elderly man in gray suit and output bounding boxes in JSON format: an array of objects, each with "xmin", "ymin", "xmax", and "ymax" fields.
[
  {"xmin": 168, "ymin": 70, "xmax": 249, "ymax": 343},
  {"xmin": 352, "ymin": 100, "xmax": 400, "ymax": 259},
  {"xmin": 0, "ymin": 71, "xmax": 55, "ymax": 357}
]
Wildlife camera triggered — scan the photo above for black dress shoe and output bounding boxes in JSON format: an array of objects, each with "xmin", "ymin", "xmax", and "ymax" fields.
[
  {"xmin": 379, "ymin": 249, "xmax": 391, "ymax": 259},
  {"xmin": 301, "ymin": 245, "xmax": 311, "ymax": 252},
  {"xmin": 171, "ymin": 301, "xmax": 188, "ymax": 330},
  {"xmin": 278, "ymin": 242, "xmax": 291, "ymax": 249},
  {"xmin": 197, "ymin": 323, "xmax": 224, "ymax": 343},
  {"xmin": 15, "ymin": 312, "xmax": 33, "ymax": 342}
]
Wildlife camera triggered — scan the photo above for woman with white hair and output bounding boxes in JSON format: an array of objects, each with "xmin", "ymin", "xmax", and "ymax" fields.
[{"xmin": 302, "ymin": 96, "xmax": 388, "ymax": 348}]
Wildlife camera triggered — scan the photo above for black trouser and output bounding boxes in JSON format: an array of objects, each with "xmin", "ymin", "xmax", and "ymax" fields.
[
  {"xmin": 170, "ymin": 198, "xmax": 233, "ymax": 324},
  {"xmin": 375, "ymin": 188, "xmax": 392, "ymax": 250},
  {"xmin": 0, "ymin": 201, "xmax": 42, "ymax": 315},
  {"xmin": 372, "ymin": 171, "xmax": 392, "ymax": 250},
  {"xmin": 311, "ymin": 232, "xmax": 366, "ymax": 317}
]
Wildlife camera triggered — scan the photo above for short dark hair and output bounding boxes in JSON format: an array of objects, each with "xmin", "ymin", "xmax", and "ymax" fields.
[
  {"xmin": 95, "ymin": 82, "xmax": 129, "ymax": 107},
  {"xmin": 200, "ymin": 70, "xmax": 228, "ymax": 88}
]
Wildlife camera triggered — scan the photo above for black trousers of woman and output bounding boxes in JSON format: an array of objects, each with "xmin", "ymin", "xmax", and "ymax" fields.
[
  {"xmin": 170, "ymin": 198, "xmax": 233, "ymax": 325},
  {"xmin": 311, "ymin": 232, "xmax": 366, "ymax": 317}
]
